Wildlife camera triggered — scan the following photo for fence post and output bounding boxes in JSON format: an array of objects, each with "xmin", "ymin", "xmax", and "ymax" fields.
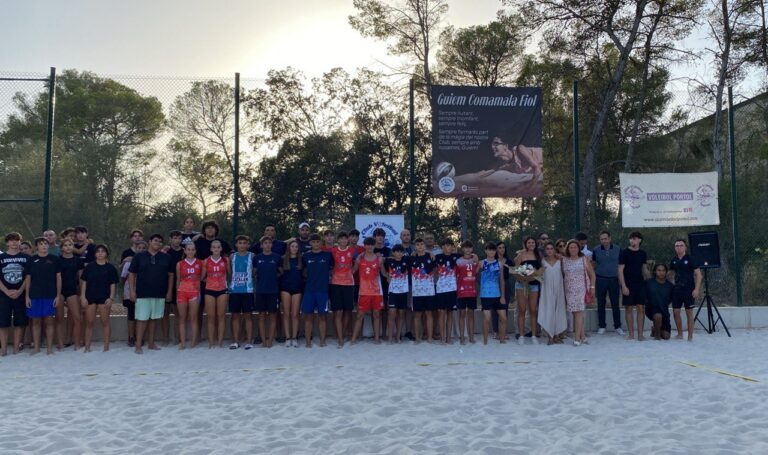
[
  {"xmin": 572, "ymin": 80, "xmax": 580, "ymax": 234},
  {"xmin": 727, "ymin": 86, "xmax": 743, "ymax": 307},
  {"xmin": 409, "ymin": 78, "xmax": 416, "ymax": 236},
  {"xmin": 42, "ymin": 67, "xmax": 56, "ymax": 231},
  {"xmin": 233, "ymin": 72, "xmax": 241, "ymax": 240}
]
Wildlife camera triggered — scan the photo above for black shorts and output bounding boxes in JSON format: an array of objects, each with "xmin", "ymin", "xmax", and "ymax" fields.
[
  {"xmin": 456, "ymin": 297, "xmax": 477, "ymax": 310},
  {"xmin": 229, "ymin": 293, "xmax": 254, "ymax": 313},
  {"xmin": 0, "ymin": 294, "xmax": 29, "ymax": 328},
  {"xmin": 672, "ymin": 287, "xmax": 695, "ymax": 310},
  {"xmin": 623, "ymin": 285, "xmax": 646, "ymax": 306},
  {"xmin": 481, "ymin": 297, "xmax": 506, "ymax": 311},
  {"xmin": 645, "ymin": 303, "xmax": 671, "ymax": 332},
  {"xmin": 280, "ymin": 288, "xmax": 302, "ymax": 296},
  {"xmin": 123, "ymin": 299, "xmax": 136, "ymax": 322},
  {"xmin": 388, "ymin": 293, "xmax": 408, "ymax": 310},
  {"xmin": 254, "ymin": 293, "xmax": 279, "ymax": 313},
  {"xmin": 413, "ymin": 296, "xmax": 436, "ymax": 312},
  {"xmin": 62, "ymin": 289, "xmax": 78, "ymax": 299},
  {"xmin": 435, "ymin": 292, "xmax": 457, "ymax": 311},
  {"xmin": 205, "ymin": 289, "xmax": 227, "ymax": 298},
  {"xmin": 89, "ymin": 298, "xmax": 108, "ymax": 305},
  {"xmin": 330, "ymin": 284, "xmax": 354, "ymax": 312}
]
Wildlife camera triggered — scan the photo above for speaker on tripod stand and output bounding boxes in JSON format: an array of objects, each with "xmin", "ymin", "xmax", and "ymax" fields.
[{"xmin": 688, "ymin": 231, "xmax": 731, "ymax": 337}]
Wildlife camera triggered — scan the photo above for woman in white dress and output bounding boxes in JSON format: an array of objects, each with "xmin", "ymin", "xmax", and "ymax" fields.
[{"xmin": 537, "ymin": 242, "xmax": 567, "ymax": 344}]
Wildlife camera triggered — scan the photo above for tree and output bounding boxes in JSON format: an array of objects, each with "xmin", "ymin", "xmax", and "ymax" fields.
[
  {"xmin": 165, "ymin": 139, "xmax": 228, "ymax": 218},
  {"xmin": 506, "ymin": 0, "xmax": 651, "ymax": 224},
  {"xmin": 167, "ymin": 80, "xmax": 249, "ymax": 212},
  {"xmin": 437, "ymin": 17, "xmax": 526, "ymax": 87},
  {"xmin": 1, "ymin": 70, "xmax": 164, "ymax": 244},
  {"xmin": 349, "ymin": 0, "xmax": 448, "ymax": 97}
]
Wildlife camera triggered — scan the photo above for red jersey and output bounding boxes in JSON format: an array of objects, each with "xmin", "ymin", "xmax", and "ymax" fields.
[
  {"xmin": 358, "ymin": 255, "xmax": 383, "ymax": 296},
  {"xmin": 331, "ymin": 246, "xmax": 355, "ymax": 286},
  {"xmin": 456, "ymin": 256, "xmax": 478, "ymax": 298},
  {"xmin": 178, "ymin": 258, "xmax": 203, "ymax": 293},
  {"xmin": 205, "ymin": 256, "xmax": 228, "ymax": 291}
]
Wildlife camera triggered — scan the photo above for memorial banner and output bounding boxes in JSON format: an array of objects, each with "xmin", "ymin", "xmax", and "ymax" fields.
[
  {"xmin": 431, "ymin": 85, "xmax": 543, "ymax": 198},
  {"xmin": 355, "ymin": 214, "xmax": 404, "ymax": 247},
  {"xmin": 620, "ymin": 172, "xmax": 720, "ymax": 227}
]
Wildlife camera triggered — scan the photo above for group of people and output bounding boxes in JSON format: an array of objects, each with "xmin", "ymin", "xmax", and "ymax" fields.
[{"xmin": 0, "ymin": 217, "xmax": 703, "ymax": 357}]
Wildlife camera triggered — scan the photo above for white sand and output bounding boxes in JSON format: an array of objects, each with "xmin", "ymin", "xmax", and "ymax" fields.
[{"xmin": 2, "ymin": 330, "xmax": 768, "ymax": 454}]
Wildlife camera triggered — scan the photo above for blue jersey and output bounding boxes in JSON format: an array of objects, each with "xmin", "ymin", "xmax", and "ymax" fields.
[
  {"xmin": 480, "ymin": 259, "xmax": 501, "ymax": 298},
  {"xmin": 302, "ymin": 251, "xmax": 333, "ymax": 293},
  {"xmin": 229, "ymin": 252, "xmax": 254, "ymax": 294},
  {"xmin": 255, "ymin": 253, "xmax": 281, "ymax": 294}
]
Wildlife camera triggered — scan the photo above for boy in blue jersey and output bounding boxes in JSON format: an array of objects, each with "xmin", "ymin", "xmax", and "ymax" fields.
[
  {"xmin": 479, "ymin": 242, "xmax": 506, "ymax": 345},
  {"xmin": 301, "ymin": 233, "xmax": 334, "ymax": 348},
  {"xmin": 229, "ymin": 235, "xmax": 255, "ymax": 350},
  {"xmin": 254, "ymin": 236, "xmax": 283, "ymax": 348}
]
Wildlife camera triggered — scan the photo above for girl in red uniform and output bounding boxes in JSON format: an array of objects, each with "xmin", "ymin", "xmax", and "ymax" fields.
[
  {"xmin": 204, "ymin": 240, "xmax": 229, "ymax": 348},
  {"xmin": 350, "ymin": 237, "xmax": 385, "ymax": 345},
  {"xmin": 176, "ymin": 242, "xmax": 202, "ymax": 349}
]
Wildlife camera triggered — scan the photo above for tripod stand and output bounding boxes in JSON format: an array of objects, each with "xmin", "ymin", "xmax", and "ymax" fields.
[{"xmin": 693, "ymin": 269, "xmax": 731, "ymax": 337}]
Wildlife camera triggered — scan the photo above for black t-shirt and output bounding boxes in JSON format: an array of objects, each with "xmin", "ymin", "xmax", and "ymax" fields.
[
  {"xmin": 58, "ymin": 255, "xmax": 83, "ymax": 294},
  {"xmin": 181, "ymin": 231, "xmax": 198, "ymax": 247},
  {"xmin": 28, "ymin": 254, "xmax": 60, "ymax": 299},
  {"xmin": 81, "ymin": 262, "xmax": 119, "ymax": 302},
  {"xmin": 128, "ymin": 251, "xmax": 175, "ymax": 298},
  {"xmin": 619, "ymin": 248, "xmax": 648, "ymax": 287},
  {"xmin": 166, "ymin": 247, "xmax": 184, "ymax": 266},
  {"xmin": 75, "ymin": 243, "xmax": 96, "ymax": 264},
  {"xmin": 121, "ymin": 247, "xmax": 138, "ymax": 262},
  {"xmin": 0, "ymin": 252, "xmax": 31, "ymax": 292},
  {"xmin": 670, "ymin": 254, "xmax": 698, "ymax": 289},
  {"xmin": 645, "ymin": 278, "xmax": 673, "ymax": 311},
  {"xmin": 298, "ymin": 239, "xmax": 312, "ymax": 254},
  {"xmin": 194, "ymin": 237, "xmax": 233, "ymax": 260},
  {"xmin": 374, "ymin": 246, "xmax": 391, "ymax": 258}
]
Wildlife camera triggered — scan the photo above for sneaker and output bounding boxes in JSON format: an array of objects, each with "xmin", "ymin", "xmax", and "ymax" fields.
[
  {"xmin": 254, "ymin": 336, "xmax": 263, "ymax": 344},
  {"xmin": 573, "ymin": 340, "xmax": 581, "ymax": 346},
  {"xmin": 531, "ymin": 336, "xmax": 539, "ymax": 345},
  {"xmin": 616, "ymin": 328, "xmax": 625, "ymax": 336},
  {"xmin": 244, "ymin": 343, "xmax": 254, "ymax": 350},
  {"xmin": 518, "ymin": 336, "xmax": 525, "ymax": 346},
  {"xmin": 525, "ymin": 331, "xmax": 533, "ymax": 338},
  {"xmin": 597, "ymin": 328, "xmax": 606, "ymax": 335},
  {"xmin": 285, "ymin": 339, "xmax": 292, "ymax": 348},
  {"xmin": 404, "ymin": 332, "xmax": 414, "ymax": 341},
  {"xmin": 276, "ymin": 336, "xmax": 286, "ymax": 343},
  {"xmin": 229, "ymin": 343, "xmax": 240, "ymax": 350}
]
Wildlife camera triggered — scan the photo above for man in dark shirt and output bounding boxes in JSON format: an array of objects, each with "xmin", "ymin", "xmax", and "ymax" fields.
[
  {"xmin": 120, "ymin": 229, "xmax": 145, "ymax": 264},
  {"xmin": 618, "ymin": 232, "xmax": 649, "ymax": 340},
  {"xmin": 301, "ymin": 233, "xmax": 333, "ymax": 347},
  {"xmin": 25, "ymin": 237, "xmax": 61, "ymax": 355},
  {"xmin": 194, "ymin": 220, "xmax": 232, "ymax": 260},
  {"xmin": 249, "ymin": 223, "xmax": 287, "ymax": 256},
  {"xmin": 297, "ymin": 222, "xmax": 312, "ymax": 254},
  {"xmin": 669, "ymin": 239, "xmax": 702, "ymax": 341},
  {"xmin": 0, "ymin": 232, "xmax": 32, "ymax": 355},
  {"xmin": 645, "ymin": 264, "xmax": 674, "ymax": 340},
  {"xmin": 129, "ymin": 233, "xmax": 175, "ymax": 354},
  {"xmin": 593, "ymin": 230, "xmax": 623, "ymax": 335}
]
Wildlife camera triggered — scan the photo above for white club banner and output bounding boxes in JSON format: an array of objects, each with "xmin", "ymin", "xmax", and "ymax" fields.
[
  {"xmin": 355, "ymin": 214, "xmax": 404, "ymax": 247},
  {"xmin": 620, "ymin": 172, "xmax": 720, "ymax": 227}
]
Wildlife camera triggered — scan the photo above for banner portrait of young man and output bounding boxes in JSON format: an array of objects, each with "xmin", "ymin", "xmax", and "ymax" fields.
[{"xmin": 431, "ymin": 85, "xmax": 544, "ymax": 198}]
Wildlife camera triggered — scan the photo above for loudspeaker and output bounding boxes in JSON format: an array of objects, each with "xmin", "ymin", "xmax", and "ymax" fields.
[{"xmin": 688, "ymin": 231, "xmax": 720, "ymax": 269}]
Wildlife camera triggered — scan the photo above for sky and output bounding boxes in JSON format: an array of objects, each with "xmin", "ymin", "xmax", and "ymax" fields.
[
  {"xmin": 0, "ymin": 1, "xmax": 762, "ymax": 104},
  {"xmin": 0, "ymin": 0, "xmax": 501, "ymax": 78}
]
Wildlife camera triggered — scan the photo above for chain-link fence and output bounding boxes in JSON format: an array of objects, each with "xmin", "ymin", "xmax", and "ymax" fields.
[{"xmin": 1, "ymin": 68, "xmax": 766, "ymax": 307}]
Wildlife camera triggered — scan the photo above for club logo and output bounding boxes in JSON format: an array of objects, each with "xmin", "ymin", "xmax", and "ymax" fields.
[
  {"xmin": 696, "ymin": 184, "xmax": 715, "ymax": 207},
  {"xmin": 438, "ymin": 176, "xmax": 455, "ymax": 194},
  {"xmin": 623, "ymin": 185, "xmax": 644, "ymax": 209}
]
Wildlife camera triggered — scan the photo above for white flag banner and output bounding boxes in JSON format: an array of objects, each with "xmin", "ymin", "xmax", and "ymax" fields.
[
  {"xmin": 620, "ymin": 172, "xmax": 720, "ymax": 227},
  {"xmin": 355, "ymin": 214, "xmax": 404, "ymax": 247}
]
